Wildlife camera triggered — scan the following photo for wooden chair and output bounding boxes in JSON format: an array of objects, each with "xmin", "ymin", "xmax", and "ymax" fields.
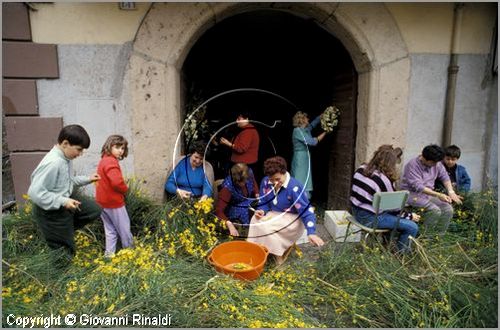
[
  {"xmin": 345, "ymin": 191, "xmax": 410, "ymax": 244},
  {"xmin": 212, "ymin": 179, "xmax": 224, "ymax": 203}
]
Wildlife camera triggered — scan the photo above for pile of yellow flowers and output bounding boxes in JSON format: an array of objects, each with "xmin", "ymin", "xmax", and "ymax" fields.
[
  {"xmin": 150, "ymin": 197, "xmax": 221, "ymax": 259},
  {"xmin": 194, "ymin": 197, "xmax": 214, "ymax": 214},
  {"xmin": 1, "ymin": 283, "xmax": 47, "ymax": 305},
  {"xmin": 73, "ymin": 232, "xmax": 101, "ymax": 268},
  {"xmin": 93, "ymin": 243, "xmax": 165, "ymax": 275}
]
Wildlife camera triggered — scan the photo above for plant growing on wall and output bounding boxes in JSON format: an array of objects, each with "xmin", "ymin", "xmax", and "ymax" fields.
[
  {"xmin": 184, "ymin": 106, "xmax": 208, "ymax": 143},
  {"xmin": 184, "ymin": 87, "xmax": 209, "ymax": 145}
]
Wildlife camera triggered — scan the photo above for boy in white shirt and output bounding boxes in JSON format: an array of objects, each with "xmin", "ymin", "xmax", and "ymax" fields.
[{"xmin": 28, "ymin": 125, "xmax": 101, "ymax": 263}]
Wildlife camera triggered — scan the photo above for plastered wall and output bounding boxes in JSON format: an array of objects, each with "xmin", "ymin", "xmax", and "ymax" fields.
[
  {"xmin": 28, "ymin": 2, "xmax": 497, "ymax": 198},
  {"xmin": 30, "ymin": 3, "xmax": 495, "ymax": 54}
]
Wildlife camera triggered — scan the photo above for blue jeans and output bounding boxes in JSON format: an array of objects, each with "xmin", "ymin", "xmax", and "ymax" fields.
[{"xmin": 351, "ymin": 205, "xmax": 419, "ymax": 253}]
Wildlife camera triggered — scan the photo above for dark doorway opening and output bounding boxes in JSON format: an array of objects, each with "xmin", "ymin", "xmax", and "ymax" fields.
[{"xmin": 182, "ymin": 10, "xmax": 357, "ymax": 209}]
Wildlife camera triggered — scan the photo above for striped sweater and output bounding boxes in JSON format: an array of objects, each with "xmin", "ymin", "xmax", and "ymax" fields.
[{"xmin": 350, "ymin": 164, "xmax": 395, "ymax": 213}]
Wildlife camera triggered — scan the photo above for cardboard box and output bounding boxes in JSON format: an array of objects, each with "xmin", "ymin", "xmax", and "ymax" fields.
[{"xmin": 324, "ymin": 210, "xmax": 361, "ymax": 242}]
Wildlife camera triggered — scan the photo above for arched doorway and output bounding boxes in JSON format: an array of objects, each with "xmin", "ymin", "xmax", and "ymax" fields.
[
  {"xmin": 181, "ymin": 10, "xmax": 357, "ymax": 209},
  {"xmin": 128, "ymin": 3, "xmax": 410, "ymax": 202}
]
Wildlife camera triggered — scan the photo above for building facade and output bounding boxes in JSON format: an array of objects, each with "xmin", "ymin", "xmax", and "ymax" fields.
[{"xmin": 3, "ymin": 2, "xmax": 497, "ymax": 208}]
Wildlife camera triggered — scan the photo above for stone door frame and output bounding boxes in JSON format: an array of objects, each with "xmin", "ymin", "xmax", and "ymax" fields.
[{"xmin": 128, "ymin": 2, "xmax": 410, "ymax": 200}]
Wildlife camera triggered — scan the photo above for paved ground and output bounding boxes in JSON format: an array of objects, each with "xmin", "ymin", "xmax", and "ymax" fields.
[
  {"xmin": 296, "ymin": 223, "xmax": 332, "ymax": 243},
  {"xmin": 294, "ymin": 224, "xmax": 336, "ymax": 262}
]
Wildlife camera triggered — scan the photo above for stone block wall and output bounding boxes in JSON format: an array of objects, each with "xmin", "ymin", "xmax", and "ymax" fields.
[{"xmin": 2, "ymin": 3, "xmax": 62, "ymax": 204}]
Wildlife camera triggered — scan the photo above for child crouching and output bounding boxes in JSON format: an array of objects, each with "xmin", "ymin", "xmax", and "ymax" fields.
[{"xmin": 28, "ymin": 125, "xmax": 102, "ymax": 263}]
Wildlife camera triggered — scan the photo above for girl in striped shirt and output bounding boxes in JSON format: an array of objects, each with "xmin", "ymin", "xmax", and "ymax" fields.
[{"xmin": 350, "ymin": 145, "xmax": 419, "ymax": 253}]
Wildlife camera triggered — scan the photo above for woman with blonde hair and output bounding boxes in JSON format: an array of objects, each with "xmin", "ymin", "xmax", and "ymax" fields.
[
  {"xmin": 291, "ymin": 111, "xmax": 327, "ymax": 199},
  {"xmin": 215, "ymin": 163, "xmax": 259, "ymax": 237}
]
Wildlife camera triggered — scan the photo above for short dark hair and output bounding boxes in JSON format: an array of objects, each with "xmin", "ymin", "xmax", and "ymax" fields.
[
  {"xmin": 422, "ymin": 144, "xmax": 445, "ymax": 162},
  {"xmin": 189, "ymin": 141, "xmax": 206, "ymax": 156},
  {"xmin": 237, "ymin": 111, "xmax": 251, "ymax": 119},
  {"xmin": 101, "ymin": 135, "xmax": 128, "ymax": 159},
  {"xmin": 57, "ymin": 125, "xmax": 91, "ymax": 148},
  {"xmin": 263, "ymin": 156, "xmax": 287, "ymax": 177},
  {"xmin": 444, "ymin": 145, "xmax": 461, "ymax": 158}
]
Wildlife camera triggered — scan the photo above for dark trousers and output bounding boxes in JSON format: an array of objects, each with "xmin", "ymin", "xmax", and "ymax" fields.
[{"xmin": 33, "ymin": 194, "xmax": 102, "ymax": 257}]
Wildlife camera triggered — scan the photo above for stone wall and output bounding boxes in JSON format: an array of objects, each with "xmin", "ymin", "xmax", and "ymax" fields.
[
  {"xmin": 36, "ymin": 44, "xmax": 134, "ymax": 195},
  {"xmin": 24, "ymin": 2, "xmax": 498, "ymax": 202},
  {"xmin": 2, "ymin": 3, "xmax": 62, "ymax": 203},
  {"xmin": 405, "ymin": 53, "xmax": 495, "ymax": 192}
]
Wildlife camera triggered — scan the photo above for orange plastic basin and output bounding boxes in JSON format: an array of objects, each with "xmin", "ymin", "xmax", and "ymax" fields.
[{"xmin": 208, "ymin": 241, "xmax": 269, "ymax": 281}]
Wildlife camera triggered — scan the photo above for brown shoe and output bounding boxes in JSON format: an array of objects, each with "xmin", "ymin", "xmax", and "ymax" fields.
[
  {"xmin": 274, "ymin": 255, "xmax": 286, "ymax": 266},
  {"xmin": 274, "ymin": 244, "xmax": 295, "ymax": 266}
]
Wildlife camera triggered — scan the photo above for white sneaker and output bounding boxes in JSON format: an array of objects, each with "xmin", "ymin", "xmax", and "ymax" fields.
[{"xmin": 104, "ymin": 252, "xmax": 115, "ymax": 259}]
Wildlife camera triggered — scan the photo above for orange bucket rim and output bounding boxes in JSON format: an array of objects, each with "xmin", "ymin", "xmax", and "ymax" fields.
[{"xmin": 208, "ymin": 241, "xmax": 269, "ymax": 272}]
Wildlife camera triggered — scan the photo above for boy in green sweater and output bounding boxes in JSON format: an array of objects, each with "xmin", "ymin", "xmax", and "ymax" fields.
[{"xmin": 28, "ymin": 125, "xmax": 102, "ymax": 262}]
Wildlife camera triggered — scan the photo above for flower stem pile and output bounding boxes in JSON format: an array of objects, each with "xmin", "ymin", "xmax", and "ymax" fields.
[{"xmin": 2, "ymin": 183, "xmax": 497, "ymax": 328}]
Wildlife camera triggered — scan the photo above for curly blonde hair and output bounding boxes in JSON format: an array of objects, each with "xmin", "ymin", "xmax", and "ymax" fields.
[{"xmin": 292, "ymin": 111, "xmax": 309, "ymax": 127}]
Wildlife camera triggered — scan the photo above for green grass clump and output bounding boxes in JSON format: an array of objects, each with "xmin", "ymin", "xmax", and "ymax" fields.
[{"xmin": 2, "ymin": 184, "xmax": 497, "ymax": 328}]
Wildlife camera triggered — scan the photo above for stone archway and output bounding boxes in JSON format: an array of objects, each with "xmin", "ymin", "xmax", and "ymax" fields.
[
  {"xmin": 128, "ymin": 2, "xmax": 410, "ymax": 201},
  {"xmin": 181, "ymin": 10, "xmax": 358, "ymax": 209}
]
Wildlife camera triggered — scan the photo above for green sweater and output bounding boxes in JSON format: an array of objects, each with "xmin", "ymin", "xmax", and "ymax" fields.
[{"xmin": 28, "ymin": 146, "xmax": 91, "ymax": 210}]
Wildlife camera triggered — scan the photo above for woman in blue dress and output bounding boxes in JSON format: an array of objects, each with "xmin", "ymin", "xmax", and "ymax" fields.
[
  {"xmin": 247, "ymin": 156, "xmax": 325, "ymax": 265},
  {"xmin": 164, "ymin": 141, "xmax": 213, "ymax": 201},
  {"xmin": 291, "ymin": 111, "xmax": 327, "ymax": 199},
  {"xmin": 215, "ymin": 163, "xmax": 259, "ymax": 237}
]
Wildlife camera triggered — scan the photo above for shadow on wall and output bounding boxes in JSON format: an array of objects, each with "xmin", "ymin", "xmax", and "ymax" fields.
[{"xmin": 2, "ymin": 115, "xmax": 15, "ymax": 204}]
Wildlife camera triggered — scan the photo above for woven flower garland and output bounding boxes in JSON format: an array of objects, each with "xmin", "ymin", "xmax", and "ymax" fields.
[{"xmin": 320, "ymin": 106, "xmax": 341, "ymax": 132}]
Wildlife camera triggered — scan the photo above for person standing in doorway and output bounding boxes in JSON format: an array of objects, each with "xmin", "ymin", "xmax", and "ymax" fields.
[
  {"xmin": 220, "ymin": 111, "xmax": 260, "ymax": 179},
  {"xmin": 290, "ymin": 111, "xmax": 327, "ymax": 199}
]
